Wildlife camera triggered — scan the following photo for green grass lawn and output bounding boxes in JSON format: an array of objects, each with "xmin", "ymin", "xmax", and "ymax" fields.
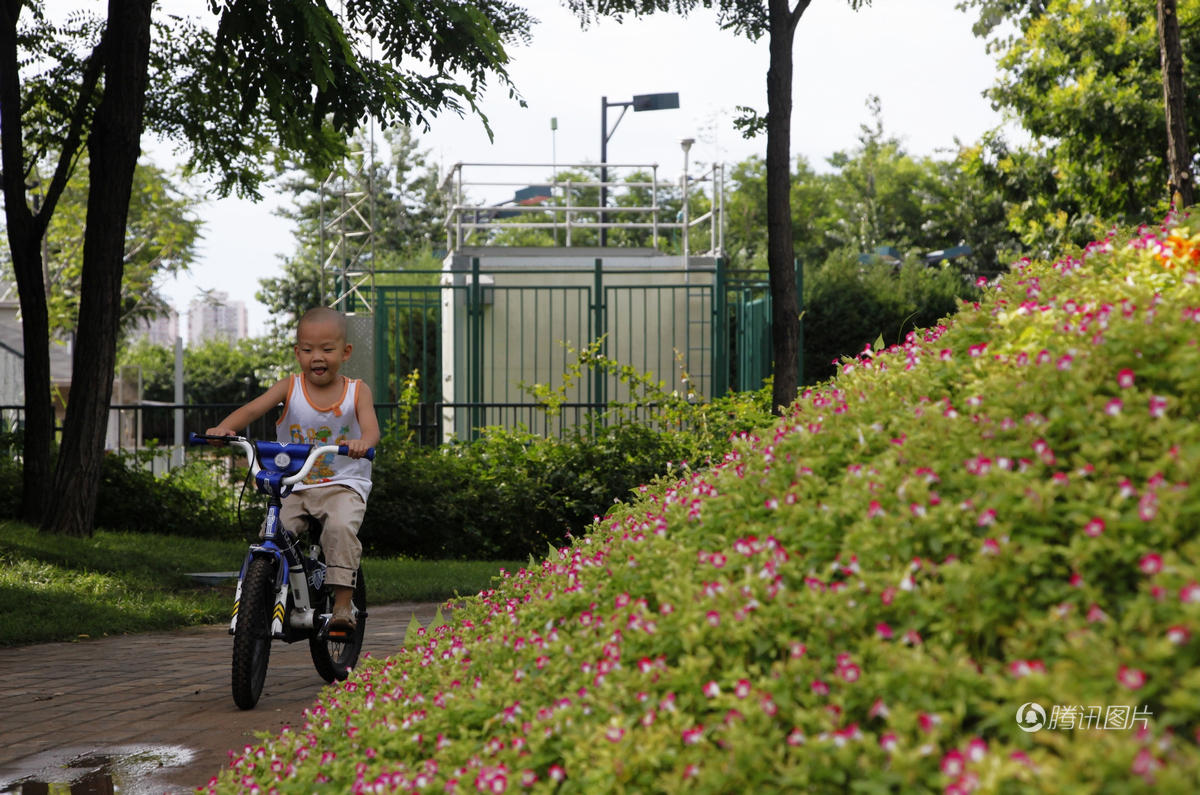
[{"xmin": 0, "ymin": 520, "xmax": 517, "ymax": 647}]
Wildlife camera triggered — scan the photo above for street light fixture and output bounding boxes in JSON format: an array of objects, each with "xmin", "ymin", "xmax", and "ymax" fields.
[{"xmin": 600, "ymin": 92, "xmax": 680, "ymax": 246}]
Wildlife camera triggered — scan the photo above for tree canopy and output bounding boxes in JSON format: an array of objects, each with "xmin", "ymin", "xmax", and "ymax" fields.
[{"xmin": 2, "ymin": 0, "xmax": 534, "ymax": 535}]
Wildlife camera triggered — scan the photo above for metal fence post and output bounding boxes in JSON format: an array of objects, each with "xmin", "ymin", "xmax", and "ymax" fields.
[
  {"xmin": 712, "ymin": 257, "xmax": 728, "ymax": 398},
  {"xmin": 470, "ymin": 257, "xmax": 484, "ymax": 436},
  {"xmin": 592, "ymin": 258, "xmax": 606, "ymax": 408},
  {"xmin": 795, "ymin": 257, "xmax": 804, "ymax": 383}
]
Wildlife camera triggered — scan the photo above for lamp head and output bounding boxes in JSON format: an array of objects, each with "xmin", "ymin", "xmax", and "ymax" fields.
[{"xmin": 680, "ymin": 138, "xmax": 695, "ymax": 154}]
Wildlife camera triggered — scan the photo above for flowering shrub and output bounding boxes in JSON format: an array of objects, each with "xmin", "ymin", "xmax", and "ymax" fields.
[{"xmin": 209, "ymin": 217, "xmax": 1200, "ymax": 791}]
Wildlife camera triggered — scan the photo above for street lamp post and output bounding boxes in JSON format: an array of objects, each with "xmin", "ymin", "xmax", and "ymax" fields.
[
  {"xmin": 680, "ymin": 137, "xmax": 693, "ymax": 265},
  {"xmin": 600, "ymin": 92, "xmax": 679, "ymax": 246}
]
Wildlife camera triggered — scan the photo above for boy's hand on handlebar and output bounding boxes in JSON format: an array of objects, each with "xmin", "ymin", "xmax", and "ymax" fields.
[
  {"xmin": 204, "ymin": 426, "xmax": 239, "ymax": 445},
  {"xmin": 343, "ymin": 439, "xmax": 372, "ymax": 459}
]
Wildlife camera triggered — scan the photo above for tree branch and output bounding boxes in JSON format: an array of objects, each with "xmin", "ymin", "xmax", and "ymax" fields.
[
  {"xmin": 789, "ymin": 0, "xmax": 813, "ymax": 31},
  {"xmin": 38, "ymin": 37, "xmax": 106, "ymax": 237}
]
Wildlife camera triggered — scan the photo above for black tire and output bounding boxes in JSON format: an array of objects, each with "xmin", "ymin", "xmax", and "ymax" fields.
[
  {"xmin": 231, "ymin": 556, "xmax": 276, "ymax": 710},
  {"xmin": 309, "ymin": 565, "xmax": 366, "ymax": 683}
]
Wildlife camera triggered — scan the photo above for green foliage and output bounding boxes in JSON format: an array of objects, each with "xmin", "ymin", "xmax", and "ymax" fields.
[
  {"xmin": 0, "ymin": 159, "xmax": 203, "ymax": 340},
  {"xmin": 803, "ymin": 251, "xmax": 977, "ymax": 383},
  {"xmin": 362, "ymin": 355, "xmax": 773, "ymax": 560},
  {"xmin": 212, "ymin": 214, "xmax": 1200, "ymax": 793},
  {"xmin": 118, "ymin": 336, "xmax": 290, "ymax": 407},
  {"xmin": 978, "ymin": 0, "xmax": 1200, "ymax": 251},
  {"xmin": 93, "ymin": 450, "xmax": 241, "ymax": 540}
]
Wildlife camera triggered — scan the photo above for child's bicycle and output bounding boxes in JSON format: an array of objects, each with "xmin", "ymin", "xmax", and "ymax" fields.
[{"xmin": 189, "ymin": 432, "xmax": 375, "ymax": 710}]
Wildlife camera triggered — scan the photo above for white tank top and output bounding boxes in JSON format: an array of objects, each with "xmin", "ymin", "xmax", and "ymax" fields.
[{"xmin": 275, "ymin": 374, "xmax": 372, "ymax": 500}]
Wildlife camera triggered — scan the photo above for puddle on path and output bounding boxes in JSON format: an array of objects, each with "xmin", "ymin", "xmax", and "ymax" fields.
[{"xmin": 0, "ymin": 745, "xmax": 193, "ymax": 795}]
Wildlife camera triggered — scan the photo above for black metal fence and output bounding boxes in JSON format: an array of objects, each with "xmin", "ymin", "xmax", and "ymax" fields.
[{"xmin": 1, "ymin": 399, "xmax": 668, "ymax": 458}]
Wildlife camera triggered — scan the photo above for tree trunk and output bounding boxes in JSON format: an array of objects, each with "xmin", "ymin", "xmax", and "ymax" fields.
[
  {"xmin": 41, "ymin": 0, "xmax": 152, "ymax": 537},
  {"xmin": 0, "ymin": 1, "xmax": 54, "ymax": 523},
  {"xmin": 765, "ymin": 0, "xmax": 810, "ymax": 414},
  {"xmin": 1158, "ymin": 0, "xmax": 1193, "ymax": 208}
]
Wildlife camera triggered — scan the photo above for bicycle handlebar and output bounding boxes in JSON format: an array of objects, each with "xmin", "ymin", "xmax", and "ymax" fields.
[{"xmin": 188, "ymin": 432, "xmax": 375, "ymax": 488}]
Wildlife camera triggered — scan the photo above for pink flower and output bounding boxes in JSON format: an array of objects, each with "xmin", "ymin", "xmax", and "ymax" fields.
[
  {"xmin": 918, "ymin": 712, "xmax": 942, "ymax": 733},
  {"xmin": 1118, "ymin": 665, "xmax": 1146, "ymax": 689},
  {"xmin": 879, "ymin": 732, "xmax": 898, "ymax": 752},
  {"xmin": 1009, "ymin": 659, "xmax": 1045, "ymax": 678},
  {"xmin": 1181, "ymin": 582, "xmax": 1200, "ymax": 603},
  {"xmin": 681, "ymin": 726, "xmax": 704, "ymax": 745},
  {"xmin": 1056, "ymin": 353, "xmax": 1073, "ymax": 371},
  {"xmin": 880, "ymin": 587, "xmax": 897, "ymax": 606},
  {"xmin": 548, "ymin": 765, "xmax": 566, "ymax": 782},
  {"xmin": 980, "ymin": 538, "xmax": 1001, "ymax": 555},
  {"xmin": 977, "ymin": 508, "xmax": 997, "ymax": 527},
  {"xmin": 703, "ymin": 680, "xmax": 720, "ymax": 698},
  {"xmin": 1139, "ymin": 553, "xmax": 1163, "ymax": 575},
  {"xmin": 787, "ymin": 728, "xmax": 806, "ymax": 747},
  {"xmin": 969, "ymin": 343, "xmax": 987, "ymax": 357},
  {"xmin": 706, "ymin": 610, "xmax": 721, "ymax": 627},
  {"xmin": 875, "ymin": 622, "xmax": 894, "ymax": 640},
  {"xmin": 1105, "ymin": 398, "xmax": 1123, "ymax": 416},
  {"xmin": 1167, "ymin": 625, "xmax": 1191, "ymax": 644},
  {"xmin": 1149, "ymin": 395, "xmax": 1169, "ymax": 417},
  {"xmin": 1083, "ymin": 517, "xmax": 1105, "ymax": 537},
  {"xmin": 734, "ymin": 679, "xmax": 752, "ymax": 699},
  {"xmin": 1086, "ymin": 603, "xmax": 1108, "ymax": 623},
  {"xmin": 869, "ymin": 698, "xmax": 890, "ymax": 719},
  {"xmin": 1131, "ymin": 748, "xmax": 1161, "ymax": 782},
  {"xmin": 966, "ymin": 737, "xmax": 988, "ymax": 762},
  {"xmin": 1009, "ymin": 750, "xmax": 1036, "ymax": 770},
  {"xmin": 605, "ymin": 726, "xmax": 624, "ymax": 743},
  {"xmin": 940, "ymin": 749, "xmax": 965, "ymax": 778},
  {"xmin": 838, "ymin": 663, "xmax": 861, "ymax": 683},
  {"xmin": 1118, "ymin": 368, "xmax": 1135, "ymax": 388},
  {"xmin": 811, "ymin": 679, "xmax": 829, "ymax": 696}
]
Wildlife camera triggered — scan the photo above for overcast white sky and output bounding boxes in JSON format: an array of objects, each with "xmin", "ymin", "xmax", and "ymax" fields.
[{"xmin": 152, "ymin": 0, "xmax": 1007, "ymax": 336}]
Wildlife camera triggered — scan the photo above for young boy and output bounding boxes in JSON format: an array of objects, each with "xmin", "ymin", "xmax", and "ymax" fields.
[{"xmin": 207, "ymin": 307, "xmax": 380, "ymax": 632}]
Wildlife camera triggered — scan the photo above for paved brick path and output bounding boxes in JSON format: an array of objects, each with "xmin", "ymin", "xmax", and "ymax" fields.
[{"xmin": 0, "ymin": 602, "xmax": 442, "ymax": 794}]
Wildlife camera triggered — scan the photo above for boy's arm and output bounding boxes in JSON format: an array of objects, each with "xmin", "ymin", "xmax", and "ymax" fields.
[
  {"xmin": 206, "ymin": 377, "xmax": 291, "ymax": 439},
  {"xmin": 345, "ymin": 381, "xmax": 380, "ymax": 459}
]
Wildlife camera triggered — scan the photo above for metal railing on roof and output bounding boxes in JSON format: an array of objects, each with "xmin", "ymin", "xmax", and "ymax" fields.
[{"xmin": 440, "ymin": 161, "xmax": 724, "ymax": 254}]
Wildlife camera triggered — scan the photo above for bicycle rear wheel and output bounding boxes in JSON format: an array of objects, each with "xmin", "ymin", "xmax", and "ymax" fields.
[
  {"xmin": 309, "ymin": 565, "xmax": 366, "ymax": 683},
  {"xmin": 232, "ymin": 556, "xmax": 276, "ymax": 709}
]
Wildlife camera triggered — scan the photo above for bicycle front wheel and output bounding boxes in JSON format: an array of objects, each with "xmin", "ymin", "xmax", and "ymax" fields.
[
  {"xmin": 309, "ymin": 565, "xmax": 366, "ymax": 683},
  {"xmin": 232, "ymin": 556, "xmax": 276, "ymax": 709}
]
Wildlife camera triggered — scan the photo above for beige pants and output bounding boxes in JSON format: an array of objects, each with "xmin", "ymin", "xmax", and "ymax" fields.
[{"xmin": 277, "ymin": 485, "xmax": 365, "ymax": 588}]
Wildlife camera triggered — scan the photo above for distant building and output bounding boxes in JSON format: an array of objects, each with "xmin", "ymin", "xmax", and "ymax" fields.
[
  {"xmin": 188, "ymin": 292, "xmax": 247, "ymax": 346},
  {"xmin": 0, "ymin": 285, "xmax": 73, "ymax": 423},
  {"xmin": 131, "ymin": 308, "xmax": 180, "ymax": 347}
]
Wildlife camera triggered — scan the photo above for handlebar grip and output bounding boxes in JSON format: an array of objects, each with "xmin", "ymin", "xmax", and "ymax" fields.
[
  {"xmin": 337, "ymin": 445, "xmax": 376, "ymax": 461},
  {"xmin": 188, "ymin": 432, "xmax": 235, "ymax": 446}
]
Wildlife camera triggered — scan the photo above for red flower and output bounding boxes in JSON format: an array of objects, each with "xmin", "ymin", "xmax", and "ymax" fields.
[{"xmin": 1118, "ymin": 665, "xmax": 1146, "ymax": 689}]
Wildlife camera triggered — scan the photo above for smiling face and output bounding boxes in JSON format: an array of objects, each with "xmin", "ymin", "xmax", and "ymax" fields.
[{"xmin": 294, "ymin": 316, "xmax": 351, "ymax": 388}]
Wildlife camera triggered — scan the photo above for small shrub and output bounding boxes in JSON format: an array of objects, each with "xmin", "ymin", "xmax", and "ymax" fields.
[{"xmin": 95, "ymin": 450, "xmax": 238, "ymax": 539}]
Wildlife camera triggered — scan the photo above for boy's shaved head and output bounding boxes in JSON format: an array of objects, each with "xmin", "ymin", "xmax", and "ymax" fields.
[{"xmin": 297, "ymin": 307, "xmax": 347, "ymax": 340}]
